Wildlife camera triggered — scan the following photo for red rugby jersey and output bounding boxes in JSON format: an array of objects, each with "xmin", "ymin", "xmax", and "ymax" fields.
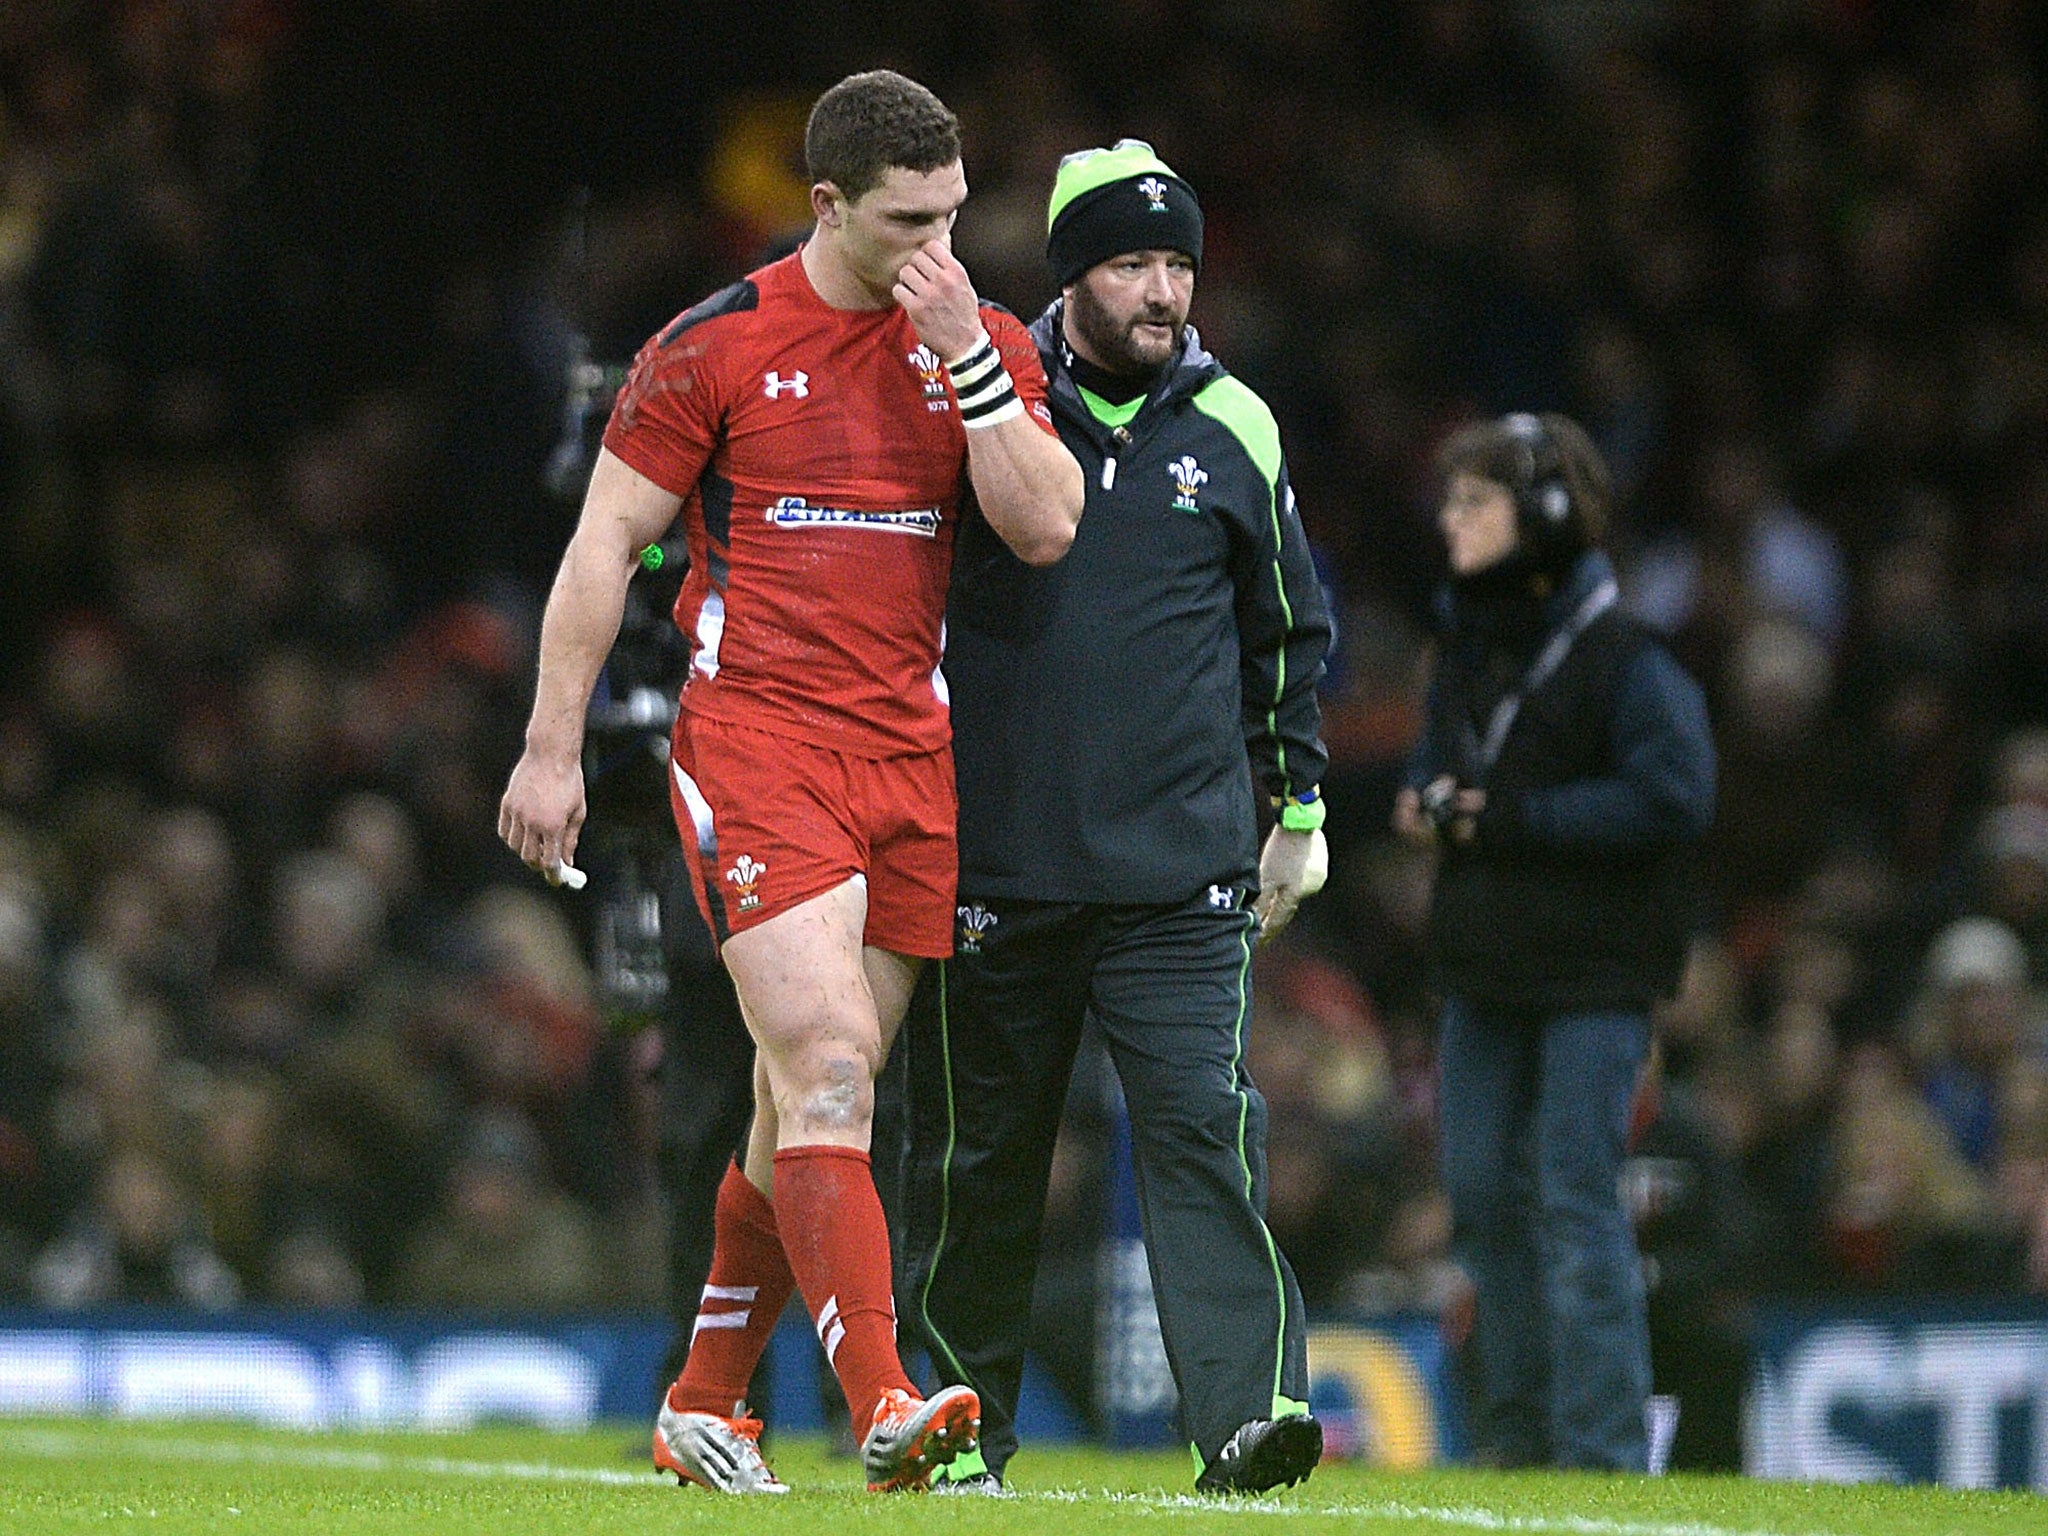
[{"xmin": 602, "ymin": 249, "xmax": 1055, "ymax": 758}]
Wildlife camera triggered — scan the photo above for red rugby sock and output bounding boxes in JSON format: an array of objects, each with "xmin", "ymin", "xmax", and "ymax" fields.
[
  {"xmin": 667, "ymin": 1160, "xmax": 796, "ymax": 1416},
  {"xmin": 772, "ymin": 1143, "xmax": 915, "ymax": 1430}
]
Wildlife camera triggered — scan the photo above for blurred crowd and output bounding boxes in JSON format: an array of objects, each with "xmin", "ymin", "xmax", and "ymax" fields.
[{"xmin": 2, "ymin": 1, "xmax": 2047, "ymax": 1416}]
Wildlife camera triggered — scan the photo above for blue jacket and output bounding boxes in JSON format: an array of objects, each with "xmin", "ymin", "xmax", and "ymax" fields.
[{"xmin": 1409, "ymin": 549, "xmax": 1716, "ymax": 1010}]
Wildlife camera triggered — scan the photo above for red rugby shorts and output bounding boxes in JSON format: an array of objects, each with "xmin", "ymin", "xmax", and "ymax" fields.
[{"xmin": 668, "ymin": 713, "xmax": 956, "ymax": 958}]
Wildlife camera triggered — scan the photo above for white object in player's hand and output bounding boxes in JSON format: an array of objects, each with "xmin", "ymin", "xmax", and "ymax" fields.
[{"xmin": 549, "ymin": 861, "xmax": 587, "ymax": 890}]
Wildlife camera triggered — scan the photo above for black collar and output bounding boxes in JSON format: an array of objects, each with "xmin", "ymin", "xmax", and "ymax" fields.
[{"xmin": 1062, "ymin": 342, "xmax": 1164, "ymax": 406}]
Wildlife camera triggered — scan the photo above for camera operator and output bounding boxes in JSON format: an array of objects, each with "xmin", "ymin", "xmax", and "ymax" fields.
[{"xmin": 1393, "ymin": 413, "xmax": 1715, "ymax": 1471}]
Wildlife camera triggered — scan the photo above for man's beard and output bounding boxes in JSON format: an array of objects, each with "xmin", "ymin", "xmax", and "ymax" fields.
[{"xmin": 1068, "ymin": 283, "xmax": 1183, "ymax": 376}]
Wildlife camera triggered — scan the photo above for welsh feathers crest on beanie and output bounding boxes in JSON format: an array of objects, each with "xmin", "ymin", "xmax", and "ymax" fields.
[{"xmin": 1046, "ymin": 139, "xmax": 1203, "ymax": 287}]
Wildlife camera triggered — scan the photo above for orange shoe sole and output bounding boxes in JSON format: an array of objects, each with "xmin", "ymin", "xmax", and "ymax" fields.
[{"xmin": 866, "ymin": 1390, "xmax": 981, "ymax": 1493}]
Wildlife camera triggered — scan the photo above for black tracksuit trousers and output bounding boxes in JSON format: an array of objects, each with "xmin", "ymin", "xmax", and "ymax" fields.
[{"xmin": 896, "ymin": 889, "xmax": 1310, "ymax": 1476}]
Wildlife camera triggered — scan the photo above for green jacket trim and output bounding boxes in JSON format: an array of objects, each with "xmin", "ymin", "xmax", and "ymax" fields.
[
  {"xmin": 1192, "ymin": 375, "xmax": 1296, "ymax": 793},
  {"xmin": 1190, "ymin": 375, "xmax": 1282, "ymax": 491},
  {"xmin": 1078, "ymin": 386, "xmax": 1147, "ymax": 428}
]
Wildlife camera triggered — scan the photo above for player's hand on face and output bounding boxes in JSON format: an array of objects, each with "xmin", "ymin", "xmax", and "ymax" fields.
[
  {"xmin": 893, "ymin": 239, "xmax": 982, "ymax": 363},
  {"xmin": 497, "ymin": 750, "xmax": 587, "ymax": 885}
]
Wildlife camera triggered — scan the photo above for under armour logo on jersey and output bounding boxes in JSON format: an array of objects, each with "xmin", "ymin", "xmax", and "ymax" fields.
[
  {"xmin": 763, "ymin": 370, "xmax": 809, "ymax": 399},
  {"xmin": 1207, "ymin": 884, "xmax": 1236, "ymax": 910}
]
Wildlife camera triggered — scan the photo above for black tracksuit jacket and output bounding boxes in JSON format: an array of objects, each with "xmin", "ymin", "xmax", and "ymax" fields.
[{"xmin": 942, "ymin": 306, "xmax": 1332, "ymax": 902}]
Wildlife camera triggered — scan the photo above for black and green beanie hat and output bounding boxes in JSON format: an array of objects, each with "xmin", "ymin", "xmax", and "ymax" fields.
[{"xmin": 1046, "ymin": 138, "xmax": 1203, "ymax": 287}]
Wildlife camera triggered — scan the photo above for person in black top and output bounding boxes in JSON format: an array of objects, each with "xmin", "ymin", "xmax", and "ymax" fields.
[
  {"xmin": 897, "ymin": 141, "xmax": 1333, "ymax": 1496},
  {"xmin": 1393, "ymin": 412, "xmax": 1715, "ymax": 1470}
]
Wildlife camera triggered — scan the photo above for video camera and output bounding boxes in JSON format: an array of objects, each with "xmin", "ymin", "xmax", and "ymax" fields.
[
  {"xmin": 574, "ymin": 557, "xmax": 687, "ymax": 1024},
  {"xmin": 1419, "ymin": 777, "xmax": 1464, "ymax": 834},
  {"xmin": 545, "ymin": 311, "xmax": 689, "ymax": 1023}
]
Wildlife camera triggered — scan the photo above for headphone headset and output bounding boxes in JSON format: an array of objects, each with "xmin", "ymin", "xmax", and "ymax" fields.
[{"xmin": 1503, "ymin": 412, "xmax": 1574, "ymax": 537}]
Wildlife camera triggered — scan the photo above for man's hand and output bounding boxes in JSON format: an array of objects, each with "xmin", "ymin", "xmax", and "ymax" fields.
[
  {"xmin": 1392, "ymin": 776, "xmax": 1485, "ymax": 845},
  {"xmin": 495, "ymin": 450, "xmax": 681, "ymax": 890},
  {"xmin": 1442, "ymin": 784, "xmax": 1486, "ymax": 844},
  {"xmin": 1392, "ymin": 785, "xmax": 1432, "ymax": 844},
  {"xmin": 498, "ymin": 747, "xmax": 587, "ymax": 885},
  {"xmin": 1254, "ymin": 825, "xmax": 1328, "ymax": 944},
  {"xmin": 892, "ymin": 239, "xmax": 983, "ymax": 362}
]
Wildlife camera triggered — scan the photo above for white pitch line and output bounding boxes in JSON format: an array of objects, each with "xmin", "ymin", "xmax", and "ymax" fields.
[
  {"xmin": 0, "ymin": 1428, "xmax": 1837, "ymax": 1536},
  {"xmin": 1036, "ymin": 1489, "xmax": 1835, "ymax": 1536},
  {"xmin": 0, "ymin": 1427, "xmax": 657, "ymax": 1487}
]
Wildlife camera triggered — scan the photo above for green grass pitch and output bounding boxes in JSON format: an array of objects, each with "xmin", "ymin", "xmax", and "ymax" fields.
[{"xmin": 0, "ymin": 1418, "xmax": 2038, "ymax": 1535}]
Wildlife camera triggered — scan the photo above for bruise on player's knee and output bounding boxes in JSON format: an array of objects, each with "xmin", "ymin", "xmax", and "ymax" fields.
[{"xmin": 798, "ymin": 1053, "xmax": 871, "ymax": 1129}]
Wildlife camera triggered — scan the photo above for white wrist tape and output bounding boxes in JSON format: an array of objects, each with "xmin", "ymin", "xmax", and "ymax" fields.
[{"xmin": 946, "ymin": 329, "xmax": 1024, "ymax": 428}]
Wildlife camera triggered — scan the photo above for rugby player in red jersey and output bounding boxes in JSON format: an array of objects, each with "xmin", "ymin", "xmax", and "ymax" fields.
[{"xmin": 497, "ymin": 70, "xmax": 1081, "ymax": 1492}]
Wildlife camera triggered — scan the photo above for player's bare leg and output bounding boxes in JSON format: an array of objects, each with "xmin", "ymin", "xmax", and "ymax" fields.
[
  {"xmin": 720, "ymin": 880, "xmax": 977, "ymax": 1489},
  {"xmin": 741, "ymin": 1046, "xmax": 778, "ymax": 1188},
  {"xmin": 734, "ymin": 940, "xmax": 909, "ymax": 1180},
  {"xmin": 657, "ymin": 929, "xmax": 929, "ymax": 1489}
]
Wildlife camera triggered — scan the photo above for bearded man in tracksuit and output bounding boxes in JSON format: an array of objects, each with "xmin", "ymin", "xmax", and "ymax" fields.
[{"xmin": 897, "ymin": 141, "xmax": 1334, "ymax": 1496}]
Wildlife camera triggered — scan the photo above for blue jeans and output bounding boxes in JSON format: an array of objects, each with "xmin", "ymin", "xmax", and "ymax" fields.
[{"xmin": 1438, "ymin": 1000, "xmax": 1651, "ymax": 1470}]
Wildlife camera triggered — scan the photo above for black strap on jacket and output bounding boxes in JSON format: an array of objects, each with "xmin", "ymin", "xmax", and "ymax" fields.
[{"xmin": 1460, "ymin": 577, "xmax": 1619, "ymax": 782}]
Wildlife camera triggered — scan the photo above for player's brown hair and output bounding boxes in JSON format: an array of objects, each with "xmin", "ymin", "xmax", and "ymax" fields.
[{"xmin": 805, "ymin": 70, "xmax": 960, "ymax": 202}]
